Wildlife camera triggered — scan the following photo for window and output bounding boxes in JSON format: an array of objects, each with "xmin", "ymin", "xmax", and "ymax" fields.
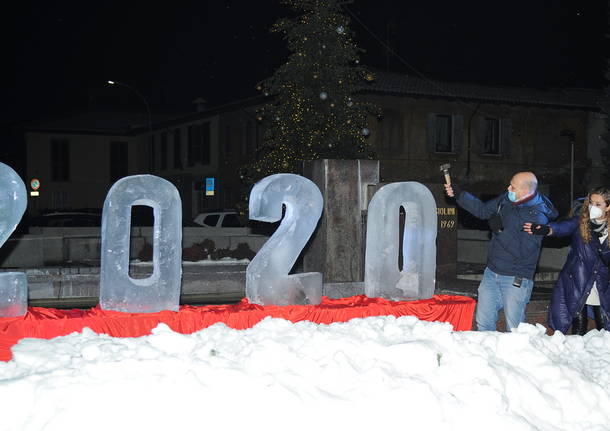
[
  {"xmin": 173, "ymin": 129, "xmax": 182, "ymax": 169},
  {"xmin": 427, "ymin": 114, "xmax": 463, "ymax": 154},
  {"xmin": 484, "ymin": 118, "xmax": 500, "ymax": 154},
  {"xmin": 160, "ymin": 132, "xmax": 168, "ymax": 170},
  {"xmin": 202, "ymin": 123, "xmax": 211, "ymax": 165},
  {"xmin": 109, "ymin": 141, "xmax": 128, "ymax": 182},
  {"xmin": 203, "ymin": 214, "xmax": 220, "ymax": 226},
  {"xmin": 51, "ymin": 139, "xmax": 70, "ymax": 181},
  {"xmin": 187, "ymin": 125, "xmax": 200, "ymax": 166},
  {"xmin": 433, "ymin": 115, "xmax": 452, "ymax": 152},
  {"xmin": 187, "ymin": 122, "xmax": 211, "ymax": 166},
  {"xmin": 477, "ymin": 117, "xmax": 511, "ymax": 156},
  {"xmin": 225, "ymin": 125, "xmax": 232, "ymax": 157},
  {"xmin": 222, "ymin": 214, "xmax": 243, "ymax": 227},
  {"xmin": 148, "ymin": 135, "xmax": 156, "ymax": 171}
]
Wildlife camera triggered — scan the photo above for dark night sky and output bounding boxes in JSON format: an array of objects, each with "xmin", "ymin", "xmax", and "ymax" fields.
[{"xmin": 4, "ymin": 0, "xmax": 609, "ymax": 128}]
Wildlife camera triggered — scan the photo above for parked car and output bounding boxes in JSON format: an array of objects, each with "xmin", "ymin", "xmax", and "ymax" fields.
[
  {"xmin": 193, "ymin": 210, "xmax": 251, "ymax": 235},
  {"xmin": 29, "ymin": 209, "xmax": 200, "ymax": 229},
  {"xmin": 194, "ymin": 211, "xmax": 244, "ymax": 228},
  {"xmin": 28, "ymin": 211, "xmax": 102, "ymax": 227}
]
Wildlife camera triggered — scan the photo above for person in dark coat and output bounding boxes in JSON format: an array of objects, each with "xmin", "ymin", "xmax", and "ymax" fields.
[
  {"xmin": 445, "ymin": 171, "xmax": 558, "ymax": 331},
  {"xmin": 524, "ymin": 186, "xmax": 610, "ymax": 334}
]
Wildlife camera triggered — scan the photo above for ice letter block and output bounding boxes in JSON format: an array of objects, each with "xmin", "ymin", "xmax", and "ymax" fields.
[
  {"xmin": 247, "ymin": 174, "xmax": 323, "ymax": 305},
  {"xmin": 100, "ymin": 175, "xmax": 182, "ymax": 313},
  {"xmin": 0, "ymin": 162, "xmax": 27, "ymax": 317},
  {"xmin": 365, "ymin": 182, "xmax": 437, "ymax": 300}
]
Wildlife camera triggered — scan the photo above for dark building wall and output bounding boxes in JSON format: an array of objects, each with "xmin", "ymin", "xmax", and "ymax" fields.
[{"xmin": 364, "ymin": 95, "xmax": 594, "ymax": 217}]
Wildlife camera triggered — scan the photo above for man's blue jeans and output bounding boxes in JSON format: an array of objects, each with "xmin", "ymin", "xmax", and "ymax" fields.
[{"xmin": 476, "ymin": 267, "xmax": 534, "ymax": 331}]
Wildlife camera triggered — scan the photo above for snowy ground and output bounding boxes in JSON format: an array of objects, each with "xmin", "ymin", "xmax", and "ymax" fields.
[{"xmin": 1, "ymin": 316, "xmax": 610, "ymax": 431}]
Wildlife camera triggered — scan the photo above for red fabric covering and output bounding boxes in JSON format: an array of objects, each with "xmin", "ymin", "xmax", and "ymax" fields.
[{"xmin": 0, "ymin": 294, "xmax": 475, "ymax": 362}]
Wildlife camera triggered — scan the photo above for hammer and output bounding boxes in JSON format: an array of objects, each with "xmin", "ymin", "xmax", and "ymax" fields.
[{"xmin": 440, "ymin": 163, "xmax": 451, "ymax": 185}]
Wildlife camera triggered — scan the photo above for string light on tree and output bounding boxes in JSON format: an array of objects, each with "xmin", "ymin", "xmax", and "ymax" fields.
[{"xmin": 239, "ymin": 0, "xmax": 380, "ymax": 205}]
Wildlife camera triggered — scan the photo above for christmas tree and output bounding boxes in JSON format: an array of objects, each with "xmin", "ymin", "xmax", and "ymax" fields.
[{"xmin": 240, "ymin": 0, "xmax": 379, "ymax": 186}]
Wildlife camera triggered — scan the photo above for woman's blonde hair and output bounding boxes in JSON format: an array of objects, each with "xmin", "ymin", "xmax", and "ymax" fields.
[{"xmin": 579, "ymin": 186, "xmax": 610, "ymax": 243}]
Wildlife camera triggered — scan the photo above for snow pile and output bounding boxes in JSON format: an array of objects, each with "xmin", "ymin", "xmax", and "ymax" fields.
[{"xmin": 1, "ymin": 316, "xmax": 609, "ymax": 431}]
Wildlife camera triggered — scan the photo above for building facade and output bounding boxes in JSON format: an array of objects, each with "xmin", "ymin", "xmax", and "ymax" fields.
[
  {"xmin": 22, "ymin": 73, "xmax": 607, "ymax": 221},
  {"xmin": 363, "ymin": 73, "xmax": 606, "ymax": 216},
  {"xmin": 24, "ymin": 99, "xmax": 262, "ymax": 219}
]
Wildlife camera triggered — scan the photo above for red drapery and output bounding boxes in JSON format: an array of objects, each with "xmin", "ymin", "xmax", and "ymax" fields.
[{"xmin": 0, "ymin": 294, "xmax": 475, "ymax": 361}]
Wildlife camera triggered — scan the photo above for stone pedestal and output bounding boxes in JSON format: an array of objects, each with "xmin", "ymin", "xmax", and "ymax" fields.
[
  {"xmin": 427, "ymin": 183, "xmax": 457, "ymax": 281},
  {"xmin": 303, "ymin": 159, "xmax": 379, "ymax": 283}
]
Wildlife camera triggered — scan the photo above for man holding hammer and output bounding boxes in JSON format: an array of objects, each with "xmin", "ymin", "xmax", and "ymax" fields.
[{"xmin": 443, "ymin": 167, "xmax": 558, "ymax": 331}]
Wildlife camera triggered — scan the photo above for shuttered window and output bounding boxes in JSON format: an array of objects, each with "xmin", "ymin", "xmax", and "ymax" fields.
[
  {"xmin": 426, "ymin": 114, "xmax": 463, "ymax": 153},
  {"xmin": 484, "ymin": 118, "xmax": 500, "ymax": 154},
  {"xmin": 476, "ymin": 117, "xmax": 512, "ymax": 156}
]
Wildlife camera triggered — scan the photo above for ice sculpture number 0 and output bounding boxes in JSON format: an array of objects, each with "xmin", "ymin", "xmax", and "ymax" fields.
[
  {"xmin": 246, "ymin": 174, "xmax": 323, "ymax": 305},
  {"xmin": 365, "ymin": 182, "xmax": 437, "ymax": 301},
  {"xmin": 0, "ymin": 162, "xmax": 27, "ymax": 317},
  {"xmin": 100, "ymin": 175, "xmax": 182, "ymax": 313}
]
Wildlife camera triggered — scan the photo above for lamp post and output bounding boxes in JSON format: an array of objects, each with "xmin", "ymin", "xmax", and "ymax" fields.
[{"xmin": 107, "ymin": 80, "xmax": 152, "ymax": 133}]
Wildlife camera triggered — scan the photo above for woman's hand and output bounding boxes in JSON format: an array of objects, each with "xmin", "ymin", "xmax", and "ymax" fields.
[{"xmin": 523, "ymin": 222, "xmax": 551, "ymax": 236}]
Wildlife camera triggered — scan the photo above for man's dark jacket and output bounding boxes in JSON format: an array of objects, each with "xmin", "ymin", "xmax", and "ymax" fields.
[
  {"xmin": 456, "ymin": 191, "xmax": 558, "ymax": 279},
  {"xmin": 548, "ymin": 216, "xmax": 610, "ymax": 333}
]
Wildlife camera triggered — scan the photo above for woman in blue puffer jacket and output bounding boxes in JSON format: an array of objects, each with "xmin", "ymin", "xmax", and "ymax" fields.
[{"xmin": 524, "ymin": 187, "xmax": 610, "ymax": 335}]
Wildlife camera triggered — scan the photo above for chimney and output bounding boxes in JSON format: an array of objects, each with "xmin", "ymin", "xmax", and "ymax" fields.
[{"xmin": 192, "ymin": 97, "xmax": 208, "ymax": 112}]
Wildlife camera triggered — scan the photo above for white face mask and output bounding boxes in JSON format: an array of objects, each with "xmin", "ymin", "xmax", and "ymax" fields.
[{"xmin": 589, "ymin": 205, "xmax": 604, "ymax": 220}]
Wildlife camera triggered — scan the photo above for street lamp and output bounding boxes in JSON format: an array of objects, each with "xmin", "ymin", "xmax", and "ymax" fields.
[{"xmin": 107, "ymin": 80, "xmax": 152, "ymax": 133}]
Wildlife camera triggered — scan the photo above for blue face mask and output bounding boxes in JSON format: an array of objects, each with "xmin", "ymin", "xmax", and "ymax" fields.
[{"xmin": 507, "ymin": 190, "xmax": 518, "ymax": 202}]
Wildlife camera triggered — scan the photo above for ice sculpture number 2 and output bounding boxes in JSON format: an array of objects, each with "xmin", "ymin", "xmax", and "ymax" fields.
[{"xmin": 246, "ymin": 174, "xmax": 323, "ymax": 305}]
